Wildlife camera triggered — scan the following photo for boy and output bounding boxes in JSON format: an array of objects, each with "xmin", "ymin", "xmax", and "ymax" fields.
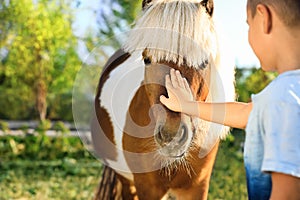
[{"xmin": 160, "ymin": 0, "xmax": 300, "ymax": 199}]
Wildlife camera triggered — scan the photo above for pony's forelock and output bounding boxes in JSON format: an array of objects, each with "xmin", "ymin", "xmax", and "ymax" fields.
[
  {"xmin": 123, "ymin": 1, "xmax": 217, "ymax": 69},
  {"xmin": 151, "ymin": 0, "xmax": 203, "ymax": 3}
]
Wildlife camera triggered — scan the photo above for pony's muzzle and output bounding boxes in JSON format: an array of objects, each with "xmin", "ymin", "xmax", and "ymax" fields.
[{"xmin": 155, "ymin": 123, "xmax": 188, "ymax": 149}]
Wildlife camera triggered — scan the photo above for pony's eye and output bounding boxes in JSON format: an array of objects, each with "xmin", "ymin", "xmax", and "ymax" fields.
[{"xmin": 199, "ymin": 59, "xmax": 209, "ymax": 69}]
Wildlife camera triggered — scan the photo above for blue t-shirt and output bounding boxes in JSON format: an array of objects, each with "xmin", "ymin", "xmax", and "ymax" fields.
[{"xmin": 244, "ymin": 69, "xmax": 300, "ymax": 200}]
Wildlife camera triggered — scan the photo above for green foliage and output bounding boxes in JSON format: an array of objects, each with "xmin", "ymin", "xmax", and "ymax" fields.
[
  {"xmin": 53, "ymin": 121, "xmax": 70, "ymax": 134},
  {"xmin": 235, "ymin": 67, "xmax": 277, "ymax": 102},
  {"xmin": 209, "ymin": 129, "xmax": 247, "ymax": 199},
  {"xmin": 0, "ymin": 85, "xmax": 36, "ymax": 120},
  {"xmin": 47, "ymin": 92, "xmax": 74, "ymax": 121},
  {"xmin": 0, "ymin": 120, "xmax": 9, "ymax": 132},
  {"xmin": 97, "ymin": 0, "xmax": 143, "ymax": 49},
  {"xmin": 20, "ymin": 123, "xmax": 30, "ymax": 134},
  {"xmin": 0, "ymin": 158, "xmax": 101, "ymax": 200},
  {"xmin": 0, "ymin": 134, "xmax": 101, "ymax": 199},
  {"xmin": 0, "ymin": 0, "xmax": 81, "ymax": 120},
  {"xmin": 116, "ymin": 0, "xmax": 142, "ymax": 23},
  {"xmin": 35, "ymin": 119, "xmax": 52, "ymax": 134},
  {"xmin": 0, "ymin": 159, "xmax": 101, "ymax": 199},
  {"xmin": 0, "ymin": 133, "xmax": 90, "ymax": 160}
]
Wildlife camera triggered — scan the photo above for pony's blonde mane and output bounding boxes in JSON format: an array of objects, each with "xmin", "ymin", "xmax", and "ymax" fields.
[{"xmin": 123, "ymin": 1, "xmax": 218, "ymax": 69}]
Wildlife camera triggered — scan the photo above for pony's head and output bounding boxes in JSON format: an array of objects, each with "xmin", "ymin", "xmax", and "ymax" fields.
[
  {"xmin": 141, "ymin": 56, "xmax": 209, "ymax": 160},
  {"xmin": 122, "ymin": 0, "xmax": 234, "ymax": 166}
]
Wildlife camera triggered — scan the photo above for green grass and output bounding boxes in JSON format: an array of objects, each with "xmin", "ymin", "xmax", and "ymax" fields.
[
  {"xmin": 0, "ymin": 130, "xmax": 247, "ymax": 200},
  {"xmin": 209, "ymin": 129, "xmax": 247, "ymax": 200},
  {"xmin": 0, "ymin": 134, "xmax": 102, "ymax": 200},
  {"xmin": 0, "ymin": 159, "xmax": 102, "ymax": 200}
]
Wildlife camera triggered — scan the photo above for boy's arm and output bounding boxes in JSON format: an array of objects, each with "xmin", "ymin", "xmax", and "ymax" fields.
[
  {"xmin": 185, "ymin": 101, "xmax": 252, "ymax": 129},
  {"xmin": 270, "ymin": 172, "xmax": 300, "ymax": 200},
  {"xmin": 160, "ymin": 69, "xmax": 252, "ymax": 129}
]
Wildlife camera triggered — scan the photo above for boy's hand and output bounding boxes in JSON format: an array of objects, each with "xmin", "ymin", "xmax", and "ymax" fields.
[{"xmin": 160, "ymin": 69, "xmax": 193, "ymax": 112}]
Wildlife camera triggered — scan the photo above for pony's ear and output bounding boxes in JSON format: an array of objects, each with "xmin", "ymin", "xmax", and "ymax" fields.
[
  {"xmin": 142, "ymin": 0, "xmax": 152, "ymax": 10},
  {"xmin": 200, "ymin": 0, "xmax": 214, "ymax": 16}
]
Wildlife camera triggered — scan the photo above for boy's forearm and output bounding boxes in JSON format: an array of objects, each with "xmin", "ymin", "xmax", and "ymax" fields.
[{"xmin": 183, "ymin": 101, "xmax": 252, "ymax": 129}]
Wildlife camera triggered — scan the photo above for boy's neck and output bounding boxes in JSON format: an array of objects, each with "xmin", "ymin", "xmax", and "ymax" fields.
[{"xmin": 274, "ymin": 27, "xmax": 300, "ymax": 74}]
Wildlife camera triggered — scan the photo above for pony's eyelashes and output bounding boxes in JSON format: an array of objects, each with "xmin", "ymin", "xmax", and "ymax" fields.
[
  {"xmin": 142, "ymin": 0, "xmax": 153, "ymax": 10},
  {"xmin": 142, "ymin": 0, "xmax": 214, "ymax": 11},
  {"xmin": 143, "ymin": 56, "xmax": 208, "ymax": 69},
  {"xmin": 199, "ymin": 59, "xmax": 209, "ymax": 69}
]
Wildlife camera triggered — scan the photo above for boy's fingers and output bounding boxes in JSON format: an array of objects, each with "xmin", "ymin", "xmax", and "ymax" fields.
[
  {"xmin": 160, "ymin": 95, "xmax": 168, "ymax": 105},
  {"xmin": 183, "ymin": 78, "xmax": 191, "ymax": 92},
  {"xmin": 170, "ymin": 69, "xmax": 179, "ymax": 88},
  {"xmin": 175, "ymin": 70, "xmax": 184, "ymax": 88},
  {"xmin": 165, "ymin": 74, "xmax": 172, "ymax": 90}
]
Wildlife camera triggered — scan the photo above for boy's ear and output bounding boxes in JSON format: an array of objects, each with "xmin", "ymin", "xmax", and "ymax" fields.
[{"xmin": 257, "ymin": 4, "xmax": 272, "ymax": 34}]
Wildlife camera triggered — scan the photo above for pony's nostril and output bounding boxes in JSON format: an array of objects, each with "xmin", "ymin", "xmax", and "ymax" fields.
[
  {"xmin": 156, "ymin": 126, "xmax": 163, "ymax": 142},
  {"xmin": 155, "ymin": 125, "xmax": 173, "ymax": 145},
  {"xmin": 155, "ymin": 124, "xmax": 188, "ymax": 146},
  {"xmin": 178, "ymin": 125, "xmax": 188, "ymax": 144}
]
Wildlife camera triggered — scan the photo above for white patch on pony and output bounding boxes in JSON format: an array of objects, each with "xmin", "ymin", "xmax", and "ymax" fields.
[
  {"xmin": 100, "ymin": 51, "xmax": 145, "ymax": 181},
  {"xmin": 123, "ymin": 1, "xmax": 217, "ymax": 69}
]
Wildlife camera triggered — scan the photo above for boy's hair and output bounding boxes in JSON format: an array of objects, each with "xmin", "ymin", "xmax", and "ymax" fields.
[{"xmin": 247, "ymin": 0, "xmax": 300, "ymax": 27}]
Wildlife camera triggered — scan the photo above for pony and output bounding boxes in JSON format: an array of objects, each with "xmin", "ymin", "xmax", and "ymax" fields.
[{"xmin": 91, "ymin": 0, "xmax": 235, "ymax": 199}]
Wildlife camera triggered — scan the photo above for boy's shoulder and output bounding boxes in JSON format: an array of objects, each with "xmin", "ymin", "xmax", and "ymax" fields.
[
  {"xmin": 253, "ymin": 69, "xmax": 300, "ymax": 105},
  {"xmin": 270, "ymin": 70, "xmax": 300, "ymax": 102}
]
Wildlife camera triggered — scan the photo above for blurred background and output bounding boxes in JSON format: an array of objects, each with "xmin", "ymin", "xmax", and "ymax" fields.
[{"xmin": 0, "ymin": 0, "xmax": 276, "ymax": 199}]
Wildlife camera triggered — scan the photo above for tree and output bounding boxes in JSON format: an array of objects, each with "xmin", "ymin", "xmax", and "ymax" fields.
[
  {"xmin": 87, "ymin": 0, "xmax": 143, "ymax": 50},
  {"xmin": 0, "ymin": 0, "xmax": 81, "ymax": 120}
]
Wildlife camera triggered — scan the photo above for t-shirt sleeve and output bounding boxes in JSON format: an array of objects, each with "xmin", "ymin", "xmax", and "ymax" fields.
[{"xmin": 262, "ymin": 102, "xmax": 300, "ymax": 178}]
